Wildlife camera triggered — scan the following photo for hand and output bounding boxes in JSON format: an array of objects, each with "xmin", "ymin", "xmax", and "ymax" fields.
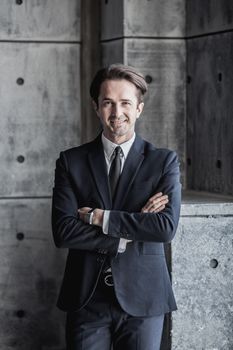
[
  {"xmin": 141, "ymin": 192, "xmax": 169, "ymax": 213},
  {"xmin": 78, "ymin": 207, "xmax": 92, "ymax": 222},
  {"xmin": 78, "ymin": 207, "xmax": 104, "ymax": 227}
]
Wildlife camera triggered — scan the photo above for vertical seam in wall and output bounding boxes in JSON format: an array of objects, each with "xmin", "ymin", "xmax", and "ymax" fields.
[
  {"xmin": 80, "ymin": 0, "xmax": 101, "ymax": 143},
  {"xmin": 80, "ymin": 0, "xmax": 85, "ymax": 143},
  {"xmin": 123, "ymin": 36, "xmax": 127, "ymax": 64},
  {"xmin": 122, "ymin": 0, "xmax": 126, "ymax": 64},
  {"xmin": 122, "ymin": 0, "xmax": 125, "ymax": 40},
  {"xmin": 185, "ymin": 0, "xmax": 189, "ymax": 191}
]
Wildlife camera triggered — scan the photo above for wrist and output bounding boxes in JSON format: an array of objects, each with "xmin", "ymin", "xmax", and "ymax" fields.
[
  {"xmin": 83, "ymin": 208, "xmax": 95, "ymax": 224},
  {"xmin": 92, "ymin": 209, "xmax": 104, "ymax": 227}
]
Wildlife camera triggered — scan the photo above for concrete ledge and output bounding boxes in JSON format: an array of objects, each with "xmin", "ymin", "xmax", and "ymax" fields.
[{"xmin": 181, "ymin": 190, "xmax": 233, "ymax": 216}]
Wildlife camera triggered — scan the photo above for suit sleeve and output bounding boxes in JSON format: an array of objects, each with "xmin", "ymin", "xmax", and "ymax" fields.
[
  {"xmin": 51, "ymin": 152, "xmax": 120, "ymax": 256},
  {"xmin": 107, "ymin": 151, "xmax": 181, "ymax": 243}
]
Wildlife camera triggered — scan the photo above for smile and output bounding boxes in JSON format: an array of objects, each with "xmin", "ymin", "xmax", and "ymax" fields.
[{"xmin": 110, "ymin": 118, "xmax": 127, "ymax": 126}]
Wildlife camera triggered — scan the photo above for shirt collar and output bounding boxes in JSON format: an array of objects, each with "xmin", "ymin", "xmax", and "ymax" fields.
[{"xmin": 101, "ymin": 133, "xmax": 136, "ymax": 161}]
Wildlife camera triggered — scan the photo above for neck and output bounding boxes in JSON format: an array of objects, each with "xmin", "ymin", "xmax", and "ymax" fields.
[{"xmin": 103, "ymin": 132, "xmax": 134, "ymax": 145}]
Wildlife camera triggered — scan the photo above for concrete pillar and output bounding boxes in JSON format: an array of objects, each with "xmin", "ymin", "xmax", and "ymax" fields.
[
  {"xmin": 186, "ymin": 1, "xmax": 233, "ymax": 195},
  {"xmin": 170, "ymin": 3, "xmax": 233, "ymax": 349},
  {"xmin": 172, "ymin": 191, "xmax": 233, "ymax": 349},
  {"xmin": 100, "ymin": 1, "xmax": 186, "ymax": 348},
  {"xmin": 100, "ymin": 0, "xmax": 186, "ymax": 186},
  {"xmin": 0, "ymin": 1, "xmax": 81, "ymax": 348}
]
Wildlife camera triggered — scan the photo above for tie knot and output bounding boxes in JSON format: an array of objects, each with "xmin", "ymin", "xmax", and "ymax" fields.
[{"xmin": 114, "ymin": 146, "xmax": 122, "ymax": 156}]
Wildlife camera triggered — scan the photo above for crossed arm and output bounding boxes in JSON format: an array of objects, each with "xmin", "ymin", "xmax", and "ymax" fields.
[
  {"xmin": 52, "ymin": 150, "xmax": 181, "ymax": 254},
  {"xmin": 78, "ymin": 192, "xmax": 169, "ymax": 227},
  {"xmin": 78, "ymin": 193, "xmax": 169, "ymax": 252}
]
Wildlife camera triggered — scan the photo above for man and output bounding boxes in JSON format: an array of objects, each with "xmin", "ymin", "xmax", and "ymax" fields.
[{"xmin": 52, "ymin": 64, "xmax": 181, "ymax": 349}]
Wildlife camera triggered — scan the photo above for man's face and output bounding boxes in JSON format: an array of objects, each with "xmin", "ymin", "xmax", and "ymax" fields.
[{"xmin": 94, "ymin": 79, "xmax": 144, "ymax": 144}]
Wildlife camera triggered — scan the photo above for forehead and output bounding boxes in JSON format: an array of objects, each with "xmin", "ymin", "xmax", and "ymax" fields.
[{"xmin": 99, "ymin": 79, "xmax": 138, "ymax": 100}]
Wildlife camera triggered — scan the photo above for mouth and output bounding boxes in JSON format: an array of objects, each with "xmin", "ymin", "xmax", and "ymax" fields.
[{"xmin": 110, "ymin": 118, "xmax": 127, "ymax": 127}]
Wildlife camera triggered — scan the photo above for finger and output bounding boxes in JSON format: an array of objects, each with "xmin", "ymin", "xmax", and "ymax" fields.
[
  {"xmin": 143, "ymin": 196, "xmax": 168, "ymax": 212},
  {"xmin": 152, "ymin": 204, "xmax": 165, "ymax": 213},
  {"xmin": 143, "ymin": 198, "xmax": 169, "ymax": 212},
  {"xmin": 148, "ymin": 203, "xmax": 166, "ymax": 213},
  {"xmin": 148, "ymin": 194, "xmax": 168, "ymax": 205},
  {"xmin": 78, "ymin": 207, "xmax": 92, "ymax": 214},
  {"xmin": 144, "ymin": 203, "xmax": 166, "ymax": 213},
  {"xmin": 143, "ymin": 193, "xmax": 163, "ymax": 208},
  {"xmin": 148, "ymin": 192, "xmax": 163, "ymax": 201}
]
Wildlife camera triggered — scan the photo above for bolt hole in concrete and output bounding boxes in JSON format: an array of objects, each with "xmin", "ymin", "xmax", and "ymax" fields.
[
  {"xmin": 15, "ymin": 310, "xmax": 25, "ymax": 318},
  {"xmin": 16, "ymin": 0, "xmax": 23, "ymax": 4},
  {"xmin": 145, "ymin": 75, "xmax": 153, "ymax": 84},
  {"xmin": 16, "ymin": 232, "xmax": 25, "ymax": 240},
  {"xmin": 210, "ymin": 259, "xmax": 218, "ymax": 268},
  {"xmin": 216, "ymin": 160, "xmax": 222, "ymax": 169},
  {"xmin": 187, "ymin": 75, "xmax": 192, "ymax": 84},
  {"xmin": 16, "ymin": 77, "xmax": 24, "ymax": 85},
  {"xmin": 17, "ymin": 155, "xmax": 25, "ymax": 163}
]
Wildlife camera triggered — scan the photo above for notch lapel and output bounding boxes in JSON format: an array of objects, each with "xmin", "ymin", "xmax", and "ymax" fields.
[{"xmin": 88, "ymin": 136, "xmax": 112, "ymax": 209}]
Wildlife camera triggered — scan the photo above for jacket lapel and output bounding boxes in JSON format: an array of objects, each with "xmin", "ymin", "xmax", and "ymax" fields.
[
  {"xmin": 88, "ymin": 136, "xmax": 112, "ymax": 209},
  {"xmin": 113, "ymin": 135, "xmax": 145, "ymax": 209}
]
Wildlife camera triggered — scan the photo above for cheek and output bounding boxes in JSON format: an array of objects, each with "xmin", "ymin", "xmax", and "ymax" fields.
[{"xmin": 97, "ymin": 109, "xmax": 107, "ymax": 119}]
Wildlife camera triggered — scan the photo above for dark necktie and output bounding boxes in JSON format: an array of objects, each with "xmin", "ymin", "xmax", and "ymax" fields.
[{"xmin": 109, "ymin": 146, "xmax": 122, "ymax": 198}]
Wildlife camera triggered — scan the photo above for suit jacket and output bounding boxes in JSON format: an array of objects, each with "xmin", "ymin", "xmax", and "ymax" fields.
[{"xmin": 52, "ymin": 134, "xmax": 181, "ymax": 316}]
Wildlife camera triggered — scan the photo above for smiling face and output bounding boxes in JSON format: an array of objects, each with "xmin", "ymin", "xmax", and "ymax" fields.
[{"xmin": 94, "ymin": 79, "xmax": 144, "ymax": 144}]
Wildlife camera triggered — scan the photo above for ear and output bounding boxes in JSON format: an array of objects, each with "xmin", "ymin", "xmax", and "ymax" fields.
[
  {"xmin": 136, "ymin": 102, "xmax": 144, "ymax": 119},
  {"xmin": 92, "ymin": 100, "xmax": 100, "ymax": 117}
]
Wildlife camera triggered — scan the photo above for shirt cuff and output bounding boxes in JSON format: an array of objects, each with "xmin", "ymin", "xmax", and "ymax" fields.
[
  {"xmin": 103, "ymin": 210, "xmax": 110, "ymax": 234},
  {"xmin": 118, "ymin": 238, "xmax": 129, "ymax": 253}
]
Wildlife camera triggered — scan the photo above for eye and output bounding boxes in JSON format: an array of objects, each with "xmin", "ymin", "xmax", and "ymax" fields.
[
  {"xmin": 102, "ymin": 101, "xmax": 112, "ymax": 107},
  {"xmin": 122, "ymin": 101, "xmax": 131, "ymax": 106}
]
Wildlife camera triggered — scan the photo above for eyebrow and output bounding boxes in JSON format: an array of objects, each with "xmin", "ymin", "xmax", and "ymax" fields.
[{"xmin": 102, "ymin": 98, "xmax": 132, "ymax": 102}]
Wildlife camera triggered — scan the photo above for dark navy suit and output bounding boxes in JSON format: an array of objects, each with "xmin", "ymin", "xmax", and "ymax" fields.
[{"xmin": 52, "ymin": 133, "xmax": 181, "ymax": 348}]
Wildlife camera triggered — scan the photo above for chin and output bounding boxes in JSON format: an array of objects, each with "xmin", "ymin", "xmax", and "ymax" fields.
[{"xmin": 113, "ymin": 128, "xmax": 128, "ymax": 137}]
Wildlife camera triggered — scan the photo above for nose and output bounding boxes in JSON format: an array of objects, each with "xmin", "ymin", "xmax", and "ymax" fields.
[{"xmin": 111, "ymin": 103, "xmax": 122, "ymax": 118}]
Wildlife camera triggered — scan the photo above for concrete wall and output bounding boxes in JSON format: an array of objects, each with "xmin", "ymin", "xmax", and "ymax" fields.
[
  {"xmin": 186, "ymin": 1, "xmax": 233, "ymax": 195},
  {"xmin": 172, "ymin": 192, "xmax": 233, "ymax": 349},
  {"xmin": 0, "ymin": 1, "xmax": 81, "ymax": 348},
  {"xmin": 1, "ymin": 1, "xmax": 232, "ymax": 349},
  {"xmin": 100, "ymin": 0, "xmax": 187, "ymax": 186}
]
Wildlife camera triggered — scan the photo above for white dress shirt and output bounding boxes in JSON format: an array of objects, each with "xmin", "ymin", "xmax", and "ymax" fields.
[{"xmin": 101, "ymin": 132, "xmax": 135, "ymax": 252}]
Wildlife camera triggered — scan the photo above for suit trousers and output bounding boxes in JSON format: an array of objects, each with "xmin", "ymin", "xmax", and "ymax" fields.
[{"xmin": 66, "ymin": 276, "xmax": 164, "ymax": 350}]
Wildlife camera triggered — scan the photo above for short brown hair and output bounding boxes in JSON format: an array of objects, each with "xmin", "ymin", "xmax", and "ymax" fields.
[{"xmin": 90, "ymin": 64, "xmax": 148, "ymax": 105}]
